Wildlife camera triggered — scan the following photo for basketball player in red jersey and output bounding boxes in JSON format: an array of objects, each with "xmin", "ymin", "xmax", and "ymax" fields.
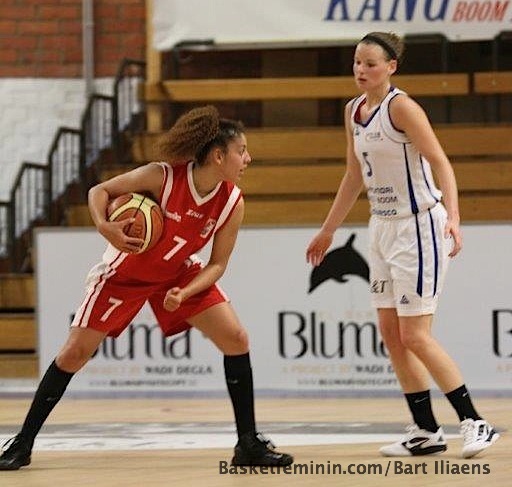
[{"xmin": 0, "ymin": 105, "xmax": 293, "ymax": 470}]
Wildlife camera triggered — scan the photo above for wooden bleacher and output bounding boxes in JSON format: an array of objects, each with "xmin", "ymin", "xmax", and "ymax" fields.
[
  {"xmin": 0, "ymin": 274, "xmax": 37, "ymax": 378},
  {"xmin": 473, "ymin": 71, "xmax": 512, "ymax": 94},
  {"xmin": 142, "ymin": 73, "xmax": 470, "ymax": 102},
  {"xmin": 135, "ymin": 56, "xmax": 511, "ymax": 225},
  {"xmin": 65, "ymin": 123, "xmax": 512, "ymax": 227},
  {"xmin": 239, "ymin": 160, "xmax": 512, "ymax": 195},
  {"xmin": 131, "ymin": 124, "xmax": 512, "ymax": 161}
]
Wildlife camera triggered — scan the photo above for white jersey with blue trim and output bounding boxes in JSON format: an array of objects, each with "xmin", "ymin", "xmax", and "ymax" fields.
[{"xmin": 351, "ymin": 87, "xmax": 442, "ymax": 218}]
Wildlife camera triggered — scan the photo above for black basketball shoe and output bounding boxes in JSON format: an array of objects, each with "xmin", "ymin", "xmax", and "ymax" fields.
[
  {"xmin": 0, "ymin": 435, "xmax": 33, "ymax": 470},
  {"xmin": 231, "ymin": 432, "xmax": 293, "ymax": 466}
]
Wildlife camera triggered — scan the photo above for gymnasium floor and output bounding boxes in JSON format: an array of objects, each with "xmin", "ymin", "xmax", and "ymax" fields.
[{"xmin": 0, "ymin": 395, "xmax": 509, "ymax": 487}]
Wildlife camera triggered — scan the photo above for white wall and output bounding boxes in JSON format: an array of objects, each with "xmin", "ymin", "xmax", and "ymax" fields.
[
  {"xmin": 0, "ymin": 78, "xmax": 113, "ymax": 201},
  {"xmin": 36, "ymin": 224, "xmax": 512, "ymax": 394}
]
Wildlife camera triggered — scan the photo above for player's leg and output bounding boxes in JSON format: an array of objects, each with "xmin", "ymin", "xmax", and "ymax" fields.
[
  {"xmin": 187, "ymin": 302, "xmax": 253, "ymax": 434},
  {"xmin": 399, "ymin": 314, "xmax": 499, "ymax": 458},
  {"xmin": 392, "ymin": 205, "xmax": 499, "ymax": 457},
  {"xmin": 0, "ymin": 327, "xmax": 107, "ymax": 470},
  {"xmin": 378, "ymin": 308, "xmax": 432, "ymax": 392},
  {"xmin": 0, "ymin": 267, "xmax": 146, "ymax": 470},
  {"xmin": 399, "ymin": 314, "xmax": 463, "ymax": 392},
  {"xmin": 151, "ymin": 266, "xmax": 292, "ymax": 465},
  {"xmin": 378, "ymin": 308, "xmax": 446, "ymax": 456},
  {"xmin": 391, "ymin": 206, "xmax": 464, "ymax": 392},
  {"xmin": 186, "ymin": 301, "xmax": 293, "ymax": 466},
  {"xmin": 369, "ymin": 216, "xmax": 444, "ymax": 455}
]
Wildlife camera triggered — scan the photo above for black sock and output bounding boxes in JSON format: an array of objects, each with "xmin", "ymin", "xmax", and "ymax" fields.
[
  {"xmin": 19, "ymin": 359, "xmax": 74, "ymax": 443},
  {"xmin": 445, "ymin": 384, "xmax": 482, "ymax": 422},
  {"xmin": 405, "ymin": 390, "xmax": 439, "ymax": 433},
  {"xmin": 224, "ymin": 353, "xmax": 256, "ymax": 439}
]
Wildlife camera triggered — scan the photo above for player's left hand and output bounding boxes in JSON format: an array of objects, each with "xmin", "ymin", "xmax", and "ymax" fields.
[
  {"xmin": 163, "ymin": 287, "xmax": 185, "ymax": 311},
  {"xmin": 445, "ymin": 218, "xmax": 462, "ymax": 257}
]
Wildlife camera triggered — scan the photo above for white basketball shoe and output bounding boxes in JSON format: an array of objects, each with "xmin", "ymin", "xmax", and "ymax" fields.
[
  {"xmin": 379, "ymin": 424, "xmax": 447, "ymax": 456},
  {"xmin": 460, "ymin": 419, "xmax": 500, "ymax": 458}
]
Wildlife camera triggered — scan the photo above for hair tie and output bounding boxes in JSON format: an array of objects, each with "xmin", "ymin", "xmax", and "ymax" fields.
[{"xmin": 361, "ymin": 34, "xmax": 397, "ymax": 60}]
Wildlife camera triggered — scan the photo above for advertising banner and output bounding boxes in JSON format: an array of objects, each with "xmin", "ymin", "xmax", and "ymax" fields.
[
  {"xmin": 36, "ymin": 224, "xmax": 512, "ymax": 393},
  {"xmin": 153, "ymin": 0, "xmax": 511, "ymax": 50}
]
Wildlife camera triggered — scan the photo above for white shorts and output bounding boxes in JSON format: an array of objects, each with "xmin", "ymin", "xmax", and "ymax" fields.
[{"xmin": 368, "ymin": 203, "xmax": 451, "ymax": 316}]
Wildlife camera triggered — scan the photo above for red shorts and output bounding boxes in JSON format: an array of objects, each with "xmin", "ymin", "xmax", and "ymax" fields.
[{"xmin": 71, "ymin": 262, "xmax": 228, "ymax": 337}]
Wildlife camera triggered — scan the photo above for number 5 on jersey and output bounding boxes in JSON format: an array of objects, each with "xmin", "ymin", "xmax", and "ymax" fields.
[{"xmin": 362, "ymin": 151, "xmax": 373, "ymax": 177}]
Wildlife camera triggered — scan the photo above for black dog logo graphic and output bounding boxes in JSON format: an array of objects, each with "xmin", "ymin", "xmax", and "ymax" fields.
[{"xmin": 308, "ymin": 233, "xmax": 369, "ymax": 293}]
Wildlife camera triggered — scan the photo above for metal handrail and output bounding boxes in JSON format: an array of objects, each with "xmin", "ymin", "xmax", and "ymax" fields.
[
  {"xmin": 113, "ymin": 59, "xmax": 147, "ymax": 162},
  {"xmin": 81, "ymin": 94, "xmax": 114, "ymax": 167},
  {"xmin": 0, "ymin": 201, "xmax": 10, "ymax": 260},
  {"xmin": 3, "ymin": 59, "xmax": 147, "ymax": 271},
  {"xmin": 9, "ymin": 162, "xmax": 49, "ymax": 271},
  {"xmin": 47, "ymin": 127, "xmax": 81, "ymax": 225},
  {"xmin": 114, "ymin": 58, "xmax": 146, "ymax": 132}
]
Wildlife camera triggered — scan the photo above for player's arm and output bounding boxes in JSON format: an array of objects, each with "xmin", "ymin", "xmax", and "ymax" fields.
[
  {"xmin": 184, "ymin": 198, "xmax": 244, "ymax": 297},
  {"xmin": 390, "ymin": 95, "xmax": 462, "ymax": 256},
  {"xmin": 88, "ymin": 163, "xmax": 163, "ymax": 252},
  {"xmin": 306, "ymin": 101, "xmax": 364, "ymax": 266},
  {"xmin": 163, "ymin": 198, "xmax": 244, "ymax": 311}
]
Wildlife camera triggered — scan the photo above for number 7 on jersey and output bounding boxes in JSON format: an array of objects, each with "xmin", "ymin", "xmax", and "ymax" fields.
[{"xmin": 163, "ymin": 236, "xmax": 187, "ymax": 261}]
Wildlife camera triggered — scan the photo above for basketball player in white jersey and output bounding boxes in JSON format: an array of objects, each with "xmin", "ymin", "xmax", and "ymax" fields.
[
  {"xmin": 0, "ymin": 106, "xmax": 292, "ymax": 470},
  {"xmin": 306, "ymin": 32, "xmax": 499, "ymax": 458}
]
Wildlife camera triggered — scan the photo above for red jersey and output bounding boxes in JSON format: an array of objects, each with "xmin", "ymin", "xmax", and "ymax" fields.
[{"xmin": 102, "ymin": 162, "xmax": 242, "ymax": 283}]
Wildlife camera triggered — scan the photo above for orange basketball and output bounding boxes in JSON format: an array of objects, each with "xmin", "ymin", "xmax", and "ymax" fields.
[{"xmin": 107, "ymin": 193, "xmax": 164, "ymax": 253}]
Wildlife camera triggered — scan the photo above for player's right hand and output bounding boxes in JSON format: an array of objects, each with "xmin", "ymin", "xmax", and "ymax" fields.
[
  {"xmin": 306, "ymin": 230, "xmax": 334, "ymax": 266},
  {"xmin": 98, "ymin": 218, "xmax": 145, "ymax": 254}
]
